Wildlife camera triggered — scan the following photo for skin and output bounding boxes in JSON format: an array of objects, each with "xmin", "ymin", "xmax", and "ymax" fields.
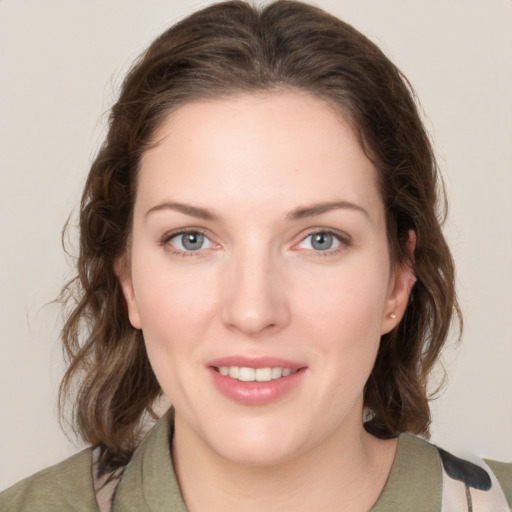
[{"xmin": 118, "ymin": 92, "xmax": 414, "ymax": 511}]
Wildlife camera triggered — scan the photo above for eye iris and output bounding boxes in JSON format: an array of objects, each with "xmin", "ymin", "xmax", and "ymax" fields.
[
  {"xmin": 182, "ymin": 233, "xmax": 204, "ymax": 251},
  {"xmin": 311, "ymin": 233, "xmax": 333, "ymax": 250}
]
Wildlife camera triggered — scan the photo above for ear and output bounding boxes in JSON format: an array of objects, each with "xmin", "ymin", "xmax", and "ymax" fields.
[
  {"xmin": 380, "ymin": 230, "xmax": 417, "ymax": 335},
  {"xmin": 114, "ymin": 256, "xmax": 142, "ymax": 330}
]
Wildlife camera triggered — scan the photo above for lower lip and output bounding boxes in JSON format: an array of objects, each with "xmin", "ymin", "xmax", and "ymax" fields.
[{"xmin": 208, "ymin": 368, "xmax": 306, "ymax": 405}]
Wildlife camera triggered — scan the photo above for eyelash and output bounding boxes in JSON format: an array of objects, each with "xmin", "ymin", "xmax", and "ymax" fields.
[
  {"xmin": 160, "ymin": 228, "xmax": 351, "ymax": 257},
  {"xmin": 161, "ymin": 229, "xmax": 216, "ymax": 257},
  {"xmin": 295, "ymin": 228, "xmax": 351, "ymax": 256}
]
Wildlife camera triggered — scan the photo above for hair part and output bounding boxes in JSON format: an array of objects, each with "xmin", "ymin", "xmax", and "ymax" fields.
[{"xmin": 59, "ymin": 0, "xmax": 461, "ymax": 472}]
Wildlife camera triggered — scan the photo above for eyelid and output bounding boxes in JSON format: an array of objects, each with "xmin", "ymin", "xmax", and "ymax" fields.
[
  {"xmin": 161, "ymin": 227, "xmax": 219, "ymax": 255},
  {"xmin": 159, "ymin": 226, "xmax": 350, "ymax": 256},
  {"xmin": 293, "ymin": 227, "xmax": 352, "ymax": 253}
]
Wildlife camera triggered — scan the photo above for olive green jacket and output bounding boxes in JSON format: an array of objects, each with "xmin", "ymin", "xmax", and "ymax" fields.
[{"xmin": 2, "ymin": 410, "xmax": 511, "ymax": 511}]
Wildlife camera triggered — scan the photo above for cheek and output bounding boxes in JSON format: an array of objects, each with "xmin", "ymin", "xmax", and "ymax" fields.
[
  {"xmin": 131, "ymin": 258, "xmax": 219, "ymax": 354},
  {"xmin": 295, "ymin": 261, "xmax": 390, "ymax": 337},
  {"xmin": 131, "ymin": 267, "xmax": 213, "ymax": 402},
  {"xmin": 292, "ymin": 258, "xmax": 390, "ymax": 392}
]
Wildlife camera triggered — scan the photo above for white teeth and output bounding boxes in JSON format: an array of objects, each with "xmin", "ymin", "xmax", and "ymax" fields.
[
  {"xmin": 217, "ymin": 366, "xmax": 296, "ymax": 382},
  {"xmin": 255, "ymin": 368, "xmax": 272, "ymax": 382},
  {"xmin": 271, "ymin": 367, "xmax": 282, "ymax": 379},
  {"xmin": 238, "ymin": 367, "xmax": 256, "ymax": 381}
]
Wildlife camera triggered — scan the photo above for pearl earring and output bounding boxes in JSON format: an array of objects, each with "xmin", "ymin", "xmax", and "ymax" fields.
[{"xmin": 389, "ymin": 312, "xmax": 396, "ymax": 319}]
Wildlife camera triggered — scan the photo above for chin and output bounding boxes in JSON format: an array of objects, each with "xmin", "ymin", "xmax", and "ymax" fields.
[
  {"xmin": 216, "ymin": 438, "xmax": 297, "ymax": 468},
  {"xmin": 203, "ymin": 416, "xmax": 310, "ymax": 468}
]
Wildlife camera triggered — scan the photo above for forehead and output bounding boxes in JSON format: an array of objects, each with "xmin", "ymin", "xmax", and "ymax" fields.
[{"xmin": 136, "ymin": 92, "xmax": 382, "ymax": 221}]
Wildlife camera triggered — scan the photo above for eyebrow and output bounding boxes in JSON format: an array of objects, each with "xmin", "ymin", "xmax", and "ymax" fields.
[
  {"xmin": 145, "ymin": 201, "xmax": 218, "ymax": 221},
  {"xmin": 286, "ymin": 201, "xmax": 370, "ymax": 221},
  {"xmin": 145, "ymin": 200, "xmax": 370, "ymax": 223}
]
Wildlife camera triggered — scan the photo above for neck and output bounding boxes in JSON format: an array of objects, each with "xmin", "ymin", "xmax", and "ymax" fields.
[{"xmin": 172, "ymin": 414, "xmax": 397, "ymax": 512}]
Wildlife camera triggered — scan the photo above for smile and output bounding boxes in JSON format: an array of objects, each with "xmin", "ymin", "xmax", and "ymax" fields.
[{"xmin": 216, "ymin": 366, "xmax": 297, "ymax": 382}]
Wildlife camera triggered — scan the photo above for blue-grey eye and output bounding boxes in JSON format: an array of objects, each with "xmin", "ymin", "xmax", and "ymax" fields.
[
  {"xmin": 182, "ymin": 232, "xmax": 204, "ymax": 250},
  {"xmin": 297, "ymin": 231, "xmax": 343, "ymax": 252},
  {"xmin": 311, "ymin": 232, "xmax": 334, "ymax": 250},
  {"xmin": 170, "ymin": 232, "xmax": 212, "ymax": 251}
]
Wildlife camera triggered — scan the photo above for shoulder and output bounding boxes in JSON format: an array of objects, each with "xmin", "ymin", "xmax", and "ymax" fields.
[
  {"xmin": 0, "ymin": 449, "xmax": 98, "ymax": 512},
  {"xmin": 485, "ymin": 459, "xmax": 512, "ymax": 507},
  {"xmin": 373, "ymin": 433, "xmax": 443, "ymax": 511},
  {"xmin": 374, "ymin": 434, "xmax": 512, "ymax": 512}
]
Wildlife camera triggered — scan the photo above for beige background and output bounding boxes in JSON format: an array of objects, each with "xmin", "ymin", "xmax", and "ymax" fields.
[{"xmin": 1, "ymin": 0, "xmax": 511, "ymax": 490}]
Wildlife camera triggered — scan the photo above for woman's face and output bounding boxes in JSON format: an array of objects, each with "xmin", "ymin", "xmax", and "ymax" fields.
[{"xmin": 119, "ymin": 92, "xmax": 409, "ymax": 466}]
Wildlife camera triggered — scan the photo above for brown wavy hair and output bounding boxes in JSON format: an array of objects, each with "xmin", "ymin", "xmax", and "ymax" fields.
[{"xmin": 59, "ymin": 0, "xmax": 461, "ymax": 472}]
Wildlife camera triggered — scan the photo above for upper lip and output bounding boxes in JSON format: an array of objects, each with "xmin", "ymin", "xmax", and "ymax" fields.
[{"xmin": 208, "ymin": 356, "xmax": 305, "ymax": 370}]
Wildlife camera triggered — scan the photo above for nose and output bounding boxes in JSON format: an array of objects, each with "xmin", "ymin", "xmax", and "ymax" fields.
[{"xmin": 220, "ymin": 248, "xmax": 290, "ymax": 336}]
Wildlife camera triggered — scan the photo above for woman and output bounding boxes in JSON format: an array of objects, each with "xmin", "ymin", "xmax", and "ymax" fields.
[{"xmin": 1, "ymin": 1, "xmax": 510, "ymax": 510}]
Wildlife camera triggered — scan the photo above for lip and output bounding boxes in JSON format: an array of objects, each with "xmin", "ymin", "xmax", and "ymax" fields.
[
  {"xmin": 207, "ymin": 356, "xmax": 307, "ymax": 406},
  {"xmin": 208, "ymin": 356, "xmax": 304, "ymax": 370}
]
